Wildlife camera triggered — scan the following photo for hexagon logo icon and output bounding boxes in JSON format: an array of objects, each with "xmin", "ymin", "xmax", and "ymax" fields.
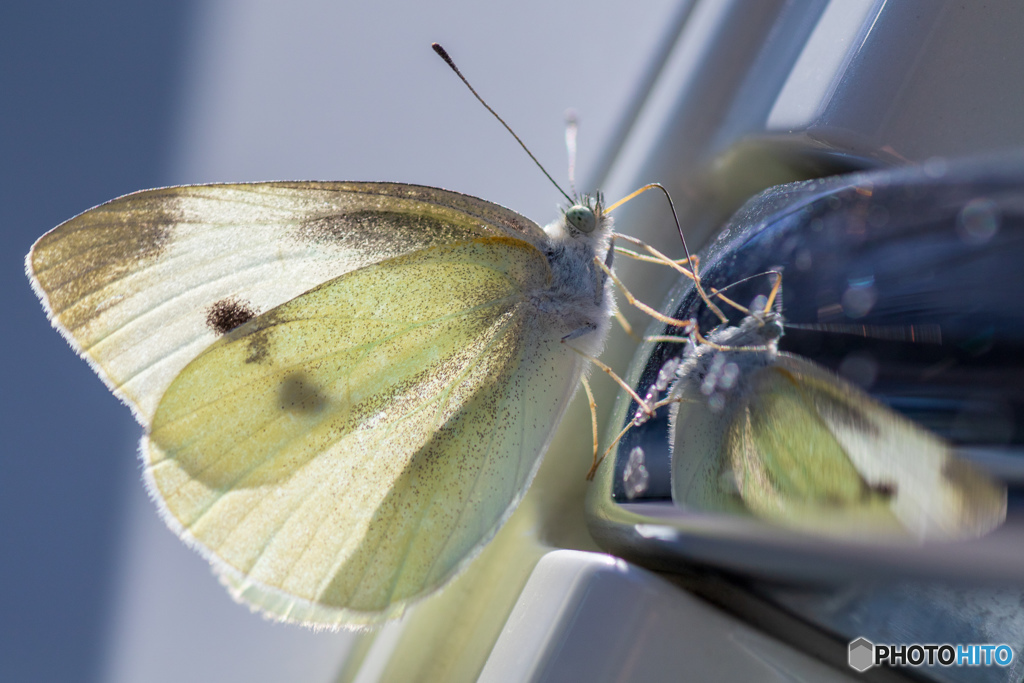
[{"xmin": 849, "ymin": 637, "xmax": 874, "ymax": 672}]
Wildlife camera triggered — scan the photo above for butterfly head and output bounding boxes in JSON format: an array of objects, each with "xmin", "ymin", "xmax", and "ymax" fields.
[
  {"xmin": 562, "ymin": 192, "xmax": 606, "ymax": 235},
  {"xmin": 551, "ymin": 194, "xmax": 613, "ymax": 261},
  {"xmin": 752, "ymin": 309, "xmax": 784, "ymax": 343},
  {"xmin": 564, "ymin": 203, "xmax": 597, "ymax": 234}
]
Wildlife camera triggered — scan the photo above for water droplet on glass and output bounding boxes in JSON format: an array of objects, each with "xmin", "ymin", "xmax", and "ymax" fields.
[
  {"xmin": 623, "ymin": 446, "xmax": 650, "ymax": 500},
  {"xmin": 839, "ymin": 351, "xmax": 879, "ymax": 389},
  {"xmin": 957, "ymin": 197, "xmax": 999, "ymax": 245},
  {"xmin": 842, "ymin": 283, "xmax": 877, "ymax": 318},
  {"xmin": 795, "ymin": 247, "xmax": 813, "ymax": 271},
  {"xmin": 923, "ymin": 156, "xmax": 949, "ymax": 178}
]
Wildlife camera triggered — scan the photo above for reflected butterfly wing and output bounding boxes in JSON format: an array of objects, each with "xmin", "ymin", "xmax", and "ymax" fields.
[{"xmin": 670, "ymin": 330, "xmax": 1006, "ymax": 541}]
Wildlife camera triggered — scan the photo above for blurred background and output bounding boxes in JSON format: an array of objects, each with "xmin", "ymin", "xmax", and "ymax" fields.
[{"xmin": 7, "ymin": 1, "xmax": 1024, "ymax": 682}]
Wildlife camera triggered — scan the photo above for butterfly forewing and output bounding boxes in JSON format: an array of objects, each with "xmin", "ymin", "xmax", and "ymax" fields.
[
  {"xmin": 770, "ymin": 354, "xmax": 1006, "ymax": 540},
  {"xmin": 671, "ymin": 346, "xmax": 1006, "ymax": 541},
  {"xmin": 27, "ymin": 182, "xmax": 547, "ymax": 423},
  {"xmin": 144, "ymin": 236, "xmax": 585, "ymax": 624},
  {"xmin": 722, "ymin": 362, "xmax": 902, "ymax": 537}
]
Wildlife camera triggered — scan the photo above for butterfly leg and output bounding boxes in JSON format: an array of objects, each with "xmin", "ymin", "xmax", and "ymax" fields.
[
  {"xmin": 562, "ymin": 322, "xmax": 597, "ymax": 341},
  {"xmin": 644, "ymin": 334, "xmax": 690, "ymax": 345},
  {"xmin": 610, "ymin": 239, "xmax": 783, "ymax": 321},
  {"xmin": 612, "ymin": 232, "xmax": 699, "ymax": 279},
  {"xmin": 613, "ymin": 309, "xmax": 641, "ymax": 341},
  {"xmin": 698, "ymin": 269, "xmax": 784, "ymax": 318},
  {"xmin": 580, "ymin": 375, "xmax": 600, "ymax": 480},
  {"xmin": 613, "ymin": 244, "xmax": 700, "ymax": 272},
  {"xmin": 586, "ymin": 393, "xmax": 694, "ymax": 481},
  {"xmin": 593, "ymin": 256, "xmax": 695, "ymax": 330},
  {"xmin": 764, "ymin": 269, "xmax": 783, "ymax": 313},
  {"xmin": 563, "ymin": 341, "xmax": 654, "ymax": 420},
  {"xmin": 596, "ymin": 239, "xmax": 642, "ymax": 341},
  {"xmin": 610, "ymin": 232, "xmax": 727, "ymax": 323}
]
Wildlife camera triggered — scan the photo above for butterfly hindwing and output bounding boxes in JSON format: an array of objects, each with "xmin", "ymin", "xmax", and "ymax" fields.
[
  {"xmin": 144, "ymin": 236, "xmax": 585, "ymax": 625},
  {"xmin": 668, "ymin": 370, "xmax": 746, "ymax": 515}
]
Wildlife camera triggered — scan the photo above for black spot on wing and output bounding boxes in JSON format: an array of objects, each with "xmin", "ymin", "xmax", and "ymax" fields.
[
  {"xmin": 868, "ymin": 481, "xmax": 897, "ymax": 498},
  {"xmin": 279, "ymin": 372, "xmax": 327, "ymax": 415},
  {"xmin": 206, "ymin": 297, "xmax": 259, "ymax": 335}
]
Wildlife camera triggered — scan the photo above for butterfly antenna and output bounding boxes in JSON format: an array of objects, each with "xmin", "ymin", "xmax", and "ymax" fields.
[
  {"xmin": 606, "ymin": 183, "xmax": 727, "ymax": 323},
  {"xmin": 698, "ymin": 269, "xmax": 784, "ymax": 316},
  {"xmin": 565, "ymin": 109, "xmax": 579, "ymax": 197},
  {"xmin": 432, "ymin": 43, "xmax": 574, "ymax": 204}
]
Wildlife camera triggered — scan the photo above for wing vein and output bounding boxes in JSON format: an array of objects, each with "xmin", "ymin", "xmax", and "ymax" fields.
[{"xmin": 383, "ymin": 313, "xmax": 523, "ymax": 600}]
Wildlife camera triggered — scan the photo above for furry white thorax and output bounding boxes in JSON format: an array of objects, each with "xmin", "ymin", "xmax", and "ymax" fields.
[
  {"xmin": 534, "ymin": 209, "xmax": 616, "ymax": 358},
  {"xmin": 706, "ymin": 311, "xmax": 783, "ymax": 353},
  {"xmin": 674, "ymin": 311, "xmax": 784, "ymax": 412}
]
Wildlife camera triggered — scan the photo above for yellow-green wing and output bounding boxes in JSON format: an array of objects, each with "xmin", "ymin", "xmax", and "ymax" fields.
[
  {"xmin": 752, "ymin": 354, "xmax": 1006, "ymax": 540},
  {"xmin": 672, "ymin": 353, "xmax": 1005, "ymax": 541},
  {"xmin": 27, "ymin": 182, "xmax": 547, "ymax": 423},
  {"xmin": 145, "ymin": 236, "xmax": 584, "ymax": 626},
  {"xmin": 721, "ymin": 361, "xmax": 903, "ymax": 539}
]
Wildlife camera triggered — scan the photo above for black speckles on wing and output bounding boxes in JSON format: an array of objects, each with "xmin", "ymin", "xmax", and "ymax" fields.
[
  {"xmin": 29, "ymin": 195, "xmax": 175, "ymax": 327},
  {"xmin": 296, "ymin": 210, "xmax": 467, "ymax": 254},
  {"xmin": 279, "ymin": 372, "xmax": 328, "ymax": 415},
  {"xmin": 26, "ymin": 181, "xmax": 550, "ymax": 424},
  {"xmin": 144, "ymin": 236, "xmax": 586, "ymax": 618}
]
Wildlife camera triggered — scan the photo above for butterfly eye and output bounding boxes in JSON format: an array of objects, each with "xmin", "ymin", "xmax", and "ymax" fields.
[{"xmin": 565, "ymin": 205, "xmax": 596, "ymax": 233}]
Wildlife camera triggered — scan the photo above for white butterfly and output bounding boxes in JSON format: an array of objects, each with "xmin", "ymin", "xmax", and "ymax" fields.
[
  {"xmin": 668, "ymin": 300, "xmax": 1007, "ymax": 542},
  {"xmin": 27, "ymin": 180, "xmax": 617, "ymax": 626}
]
